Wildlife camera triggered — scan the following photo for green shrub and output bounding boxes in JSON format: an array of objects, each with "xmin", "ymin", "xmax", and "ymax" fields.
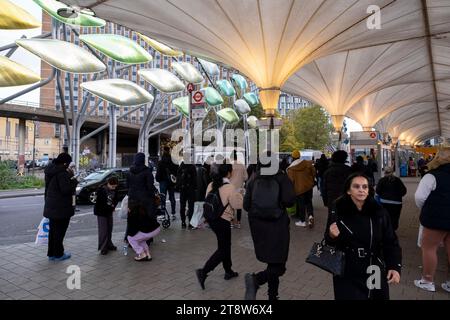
[{"xmin": 0, "ymin": 162, "xmax": 44, "ymax": 190}]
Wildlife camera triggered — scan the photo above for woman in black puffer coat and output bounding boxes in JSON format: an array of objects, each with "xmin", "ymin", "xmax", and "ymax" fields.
[{"xmin": 325, "ymin": 173, "xmax": 402, "ymax": 300}]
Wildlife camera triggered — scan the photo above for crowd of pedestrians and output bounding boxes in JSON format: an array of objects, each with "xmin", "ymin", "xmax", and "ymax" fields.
[{"xmin": 42, "ymin": 146, "xmax": 450, "ymax": 300}]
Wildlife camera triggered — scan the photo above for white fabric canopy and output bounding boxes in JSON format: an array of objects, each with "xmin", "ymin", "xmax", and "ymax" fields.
[{"xmin": 61, "ymin": 0, "xmax": 450, "ymax": 142}]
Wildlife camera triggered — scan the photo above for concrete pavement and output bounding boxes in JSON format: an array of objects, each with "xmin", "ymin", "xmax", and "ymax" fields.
[
  {"xmin": 0, "ymin": 188, "xmax": 45, "ymax": 200},
  {"xmin": 0, "ymin": 178, "xmax": 448, "ymax": 300}
]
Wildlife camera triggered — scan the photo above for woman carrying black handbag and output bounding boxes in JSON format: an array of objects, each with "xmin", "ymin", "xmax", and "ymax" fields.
[{"xmin": 324, "ymin": 173, "xmax": 402, "ymax": 300}]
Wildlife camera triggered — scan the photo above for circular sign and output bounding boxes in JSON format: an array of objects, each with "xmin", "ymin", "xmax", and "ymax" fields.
[
  {"xmin": 187, "ymin": 83, "xmax": 195, "ymax": 92},
  {"xmin": 370, "ymin": 132, "xmax": 377, "ymax": 139},
  {"xmin": 193, "ymin": 91, "xmax": 203, "ymax": 102}
]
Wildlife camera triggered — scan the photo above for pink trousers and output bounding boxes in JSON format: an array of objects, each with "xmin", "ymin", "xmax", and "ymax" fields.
[{"xmin": 127, "ymin": 228, "xmax": 161, "ymax": 255}]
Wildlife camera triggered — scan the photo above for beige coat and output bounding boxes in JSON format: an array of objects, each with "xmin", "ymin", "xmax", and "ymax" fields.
[
  {"xmin": 230, "ymin": 162, "xmax": 248, "ymax": 190},
  {"xmin": 206, "ymin": 179, "xmax": 243, "ymax": 221}
]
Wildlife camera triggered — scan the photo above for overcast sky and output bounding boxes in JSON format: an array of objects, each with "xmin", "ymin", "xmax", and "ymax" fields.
[{"xmin": 0, "ymin": 0, "xmax": 363, "ymax": 132}]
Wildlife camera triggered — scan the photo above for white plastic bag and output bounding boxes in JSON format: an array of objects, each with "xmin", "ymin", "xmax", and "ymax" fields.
[
  {"xmin": 417, "ymin": 224, "xmax": 423, "ymax": 248},
  {"xmin": 35, "ymin": 217, "xmax": 50, "ymax": 245},
  {"xmin": 190, "ymin": 201, "xmax": 204, "ymax": 228},
  {"xmin": 119, "ymin": 195, "xmax": 129, "ymax": 220}
]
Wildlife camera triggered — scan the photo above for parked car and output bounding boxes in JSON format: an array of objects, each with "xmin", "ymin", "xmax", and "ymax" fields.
[{"xmin": 75, "ymin": 168, "xmax": 129, "ymax": 204}]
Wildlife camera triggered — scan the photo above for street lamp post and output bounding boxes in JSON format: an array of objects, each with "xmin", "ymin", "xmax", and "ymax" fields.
[{"xmin": 32, "ymin": 120, "xmax": 36, "ymax": 175}]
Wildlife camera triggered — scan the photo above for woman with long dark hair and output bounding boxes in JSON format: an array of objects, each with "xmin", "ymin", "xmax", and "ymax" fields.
[
  {"xmin": 325, "ymin": 173, "xmax": 402, "ymax": 300},
  {"xmin": 195, "ymin": 163, "xmax": 243, "ymax": 289}
]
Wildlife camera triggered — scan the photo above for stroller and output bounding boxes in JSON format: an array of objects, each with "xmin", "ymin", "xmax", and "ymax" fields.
[{"xmin": 156, "ymin": 193, "xmax": 171, "ymax": 229}]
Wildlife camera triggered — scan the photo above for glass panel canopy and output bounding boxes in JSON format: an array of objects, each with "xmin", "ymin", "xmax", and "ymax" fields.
[
  {"xmin": 0, "ymin": 0, "xmax": 40, "ymax": 29},
  {"xmin": 79, "ymin": 34, "xmax": 153, "ymax": 64},
  {"xmin": 16, "ymin": 39, "xmax": 106, "ymax": 73},
  {"xmin": 33, "ymin": 0, "xmax": 106, "ymax": 27},
  {"xmin": 81, "ymin": 79, "xmax": 154, "ymax": 106},
  {"xmin": 0, "ymin": 56, "xmax": 41, "ymax": 87},
  {"xmin": 138, "ymin": 69, "xmax": 185, "ymax": 94}
]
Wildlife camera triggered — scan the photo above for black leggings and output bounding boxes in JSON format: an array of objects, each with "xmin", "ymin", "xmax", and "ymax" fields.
[
  {"xmin": 203, "ymin": 218, "xmax": 232, "ymax": 274},
  {"xmin": 255, "ymin": 263, "xmax": 286, "ymax": 300}
]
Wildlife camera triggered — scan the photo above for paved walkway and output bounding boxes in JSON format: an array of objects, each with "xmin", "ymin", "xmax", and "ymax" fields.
[
  {"xmin": 0, "ymin": 178, "xmax": 448, "ymax": 300},
  {"xmin": 0, "ymin": 188, "xmax": 44, "ymax": 199}
]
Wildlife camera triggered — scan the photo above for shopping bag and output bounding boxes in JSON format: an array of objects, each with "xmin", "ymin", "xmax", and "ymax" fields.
[
  {"xmin": 35, "ymin": 217, "xmax": 50, "ymax": 245},
  {"xmin": 119, "ymin": 195, "xmax": 129, "ymax": 220},
  {"xmin": 190, "ymin": 201, "xmax": 204, "ymax": 228}
]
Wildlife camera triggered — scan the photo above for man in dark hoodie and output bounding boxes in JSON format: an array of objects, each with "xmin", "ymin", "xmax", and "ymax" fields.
[
  {"xmin": 44, "ymin": 153, "xmax": 78, "ymax": 261},
  {"xmin": 322, "ymin": 150, "xmax": 352, "ymax": 214},
  {"xmin": 126, "ymin": 153, "xmax": 158, "ymax": 240},
  {"xmin": 156, "ymin": 147, "xmax": 178, "ymax": 219}
]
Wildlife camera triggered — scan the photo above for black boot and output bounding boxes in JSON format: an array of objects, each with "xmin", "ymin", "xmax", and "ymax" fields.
[
  {"xmin": 195, "ymin": 269, "xmax": 207, "ymax": 290},
  {"xmin": 244, "ymin": 273, "xmax": 259, "ymax": 300}
]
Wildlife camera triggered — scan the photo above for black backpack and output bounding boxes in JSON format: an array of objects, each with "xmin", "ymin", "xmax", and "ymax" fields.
[
  {"xmin": 250, "ymin": 175, "xmax": 283, "ymax": 220},
  {"xmin": 203, "ymin": 184, "xmax": 229, "ymax": 222}
]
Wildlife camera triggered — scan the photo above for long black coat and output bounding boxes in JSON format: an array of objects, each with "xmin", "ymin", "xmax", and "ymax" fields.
[
  {"xmin": 43, "ymin": 163, "xmax": 78, "ymax": 220},
  {"xmin": 244, "ymin": 171, "xmax": 296, "ymax": 264},
  {"xmin": 322, "ymin": 163, "xmax": 352, "ymax": 207},
  {"xmin": 127, "ymin": 164, "xmax": 158, "ymax": 216},
  {"xmin": 325, "ymin": 195, "xmax": 402, "ymax": 300}
]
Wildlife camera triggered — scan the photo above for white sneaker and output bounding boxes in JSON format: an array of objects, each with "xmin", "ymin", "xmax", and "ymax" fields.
[
  {"xmin": 441, "ymin": 281, "xmax": 450, "ymax": 293},
  {"xmin": 295, "ymin": 221, "xmax": 307, "ymax": 227},
  {"xmin": 414, "ymin": 279, "xmax": 436, "ymax": 292},
  {"xmin": 308, "ymin": 215, "xmax": 314, "ymax": 228}
]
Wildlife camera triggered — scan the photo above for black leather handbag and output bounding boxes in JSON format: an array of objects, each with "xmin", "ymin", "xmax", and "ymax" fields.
[{"xmin": 305, "ymin": 239, "xmax": 345, "ymax": 276}]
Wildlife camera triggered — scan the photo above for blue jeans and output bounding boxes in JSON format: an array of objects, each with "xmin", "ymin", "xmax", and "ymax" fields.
[{"xmin": 159, "ymin": 181, "xmax": 176, "ymax": 214}]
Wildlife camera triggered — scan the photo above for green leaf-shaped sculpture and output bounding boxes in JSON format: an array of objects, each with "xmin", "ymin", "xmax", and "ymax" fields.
[
  {"xmin": 172, "ymin": 62, "xmax": 203, "ymax": 84},
  {"xmin": 198, "ymin": 58, "xmax": 220, "ymax": 77},
  {"xmin": 79, "ymin": 34, "xmax": 153, "ymax": 64},
  {"xmin": 172, "ymin": 96, "xmax": 189, "ymax": 117},
  {"xmin": 204, "ymin": 87, "xmax": 223, "ymax": 107},
  {"xmin": 231, "ymin": 74, "xmax": 248, "ymax": 91},
  {"xmin": 217, "ymin": 108, "xmax": 239, "ymax": 124},
  {"xmin": 33, "ymin": 0, "xmax": 105, "ymax": 27},
  {"xmin": 137, "ymin": 33, "xmax": 183, "ymax": 57},
  {"xmin": 81, "ymin": 79, "xmax": 154, "ymax": 106},
  {"xmin": 234, "ymin": 99, "xmax": 251, "ymax": 115},
  {"xmin": 243, "ymin": 92, "xmax": 260, "ymax": 107},
  {"xmin": 0, "ymin": 56, "xmax": 41, "ymax": 87},
  {"xmin": 247, "ymin": 116, "xmax": 258, "ymax": 129},
  {"xmin": 138, "ymin": 69, "xmax": 184, "ymax": 94},
  {"xmin": 16, "ymin": 39, "xmax": 106, "ymax": 73},
  {"xmin": 216, "ymin": 79, "xmax": 235, "ymax": 97},
  {"xmin": 1, "ymin": 0, "xmax": 40, "ymax": 29}
]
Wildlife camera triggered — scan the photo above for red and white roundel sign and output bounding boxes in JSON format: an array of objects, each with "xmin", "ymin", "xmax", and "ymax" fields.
[
  {"xmin": 370, "ymin": 132, "xmax": 377, "ymax": 139},
  {"xmin": 193, "ymin": 91, "xmax": 203, "ymax": 103},
  {"xmin": 187, "ymin": 83, "xmax": 195, "ymax": 92}
]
